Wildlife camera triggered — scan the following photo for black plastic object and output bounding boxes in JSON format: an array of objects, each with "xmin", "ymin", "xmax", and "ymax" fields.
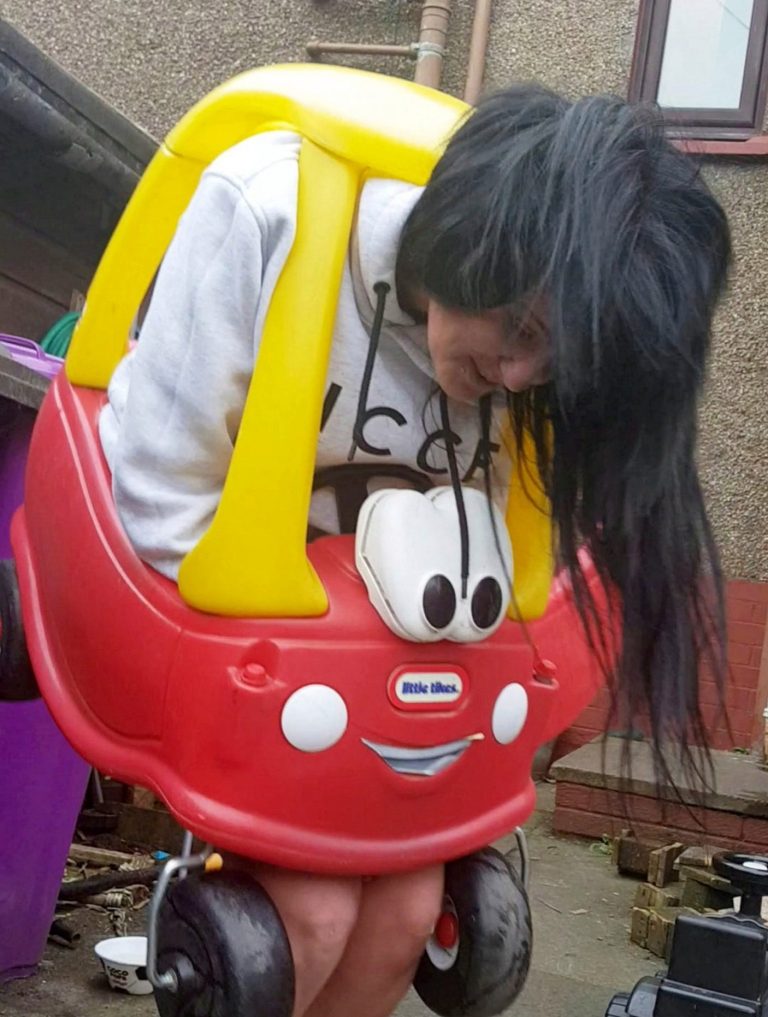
[
  {"xmin": 714, "ymin": 852, "xmax": 768, "ymax": 916},
  {"xmin": 414, "ymin": 846, "xmax": 532, "ymax": 1017},
  {"xmin": 423, "ymin": 574, "xmax": 457, "ymax": 629},
  {"xmin": 607, "ymin": 851, "xmax": 768, "ymax": 1017},
  {"xmin": 0, "ymin": 558, "xmax": 39, "ymax": 700},
  {"xmin": 657, "ymin": 913, "xmax": 768, "ymax": 1016},
  {"xmin": 155, "ymin": 870, "xmax": 294, "ymax": 1017},
  {"xmin": 606, "ymin": 980, "xmax": 662, "ymax": 1017},
  {"xmin": 471, "ymin": 577, "xmax": 503, "ymax": 629},
  {"xmin": 312, "ymin": 463, "xmax": 432, "ymax": 534},
  {"xmin": 605, "ymin": 993, "xmax": 632, "ymax": 1017}
]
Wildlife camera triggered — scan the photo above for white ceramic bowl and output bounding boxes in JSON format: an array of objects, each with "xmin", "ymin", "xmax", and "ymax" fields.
[{"xmin": 94, "ymin": 936, "xmax": 153, "ymax": 995}]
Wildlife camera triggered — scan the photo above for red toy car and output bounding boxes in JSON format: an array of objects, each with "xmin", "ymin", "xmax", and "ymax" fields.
[{"xmin": 2, "ymin": 65, "xmax": 602, "ymax": 1017}]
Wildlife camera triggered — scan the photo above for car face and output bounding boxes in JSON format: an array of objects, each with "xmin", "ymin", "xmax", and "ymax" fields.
[
  {"xmin": 160, "ymin": 584, "xmax": 554, "ymax": 863},
  {"xmin": 279, "ymin": 667, "xmax": 530, "ymax": 777}
]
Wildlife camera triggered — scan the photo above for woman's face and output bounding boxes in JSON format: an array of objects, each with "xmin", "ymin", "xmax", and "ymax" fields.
[{"xmin": 425, "ymin": 297, "xmax": 551, "ymax": 404}]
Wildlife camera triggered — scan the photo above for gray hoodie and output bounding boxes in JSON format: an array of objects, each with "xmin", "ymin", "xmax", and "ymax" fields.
[{"xmin": 99, "ymin": 131, "xmax": 510, "ymax": 579}]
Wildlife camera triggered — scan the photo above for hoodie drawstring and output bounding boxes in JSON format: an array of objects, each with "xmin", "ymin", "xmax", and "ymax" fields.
[
  {"xmin": 348, "ymin": 281, "xmax": 390, "ymax": 462},
  {"xmin": 440, "ymin": 390, "xmax": 470, "ymax": 600}
]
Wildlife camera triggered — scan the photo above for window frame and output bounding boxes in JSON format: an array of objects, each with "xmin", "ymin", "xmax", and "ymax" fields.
[{"xmin": 629, "ymin": 0, "xmax": 768, "ymax": 142}]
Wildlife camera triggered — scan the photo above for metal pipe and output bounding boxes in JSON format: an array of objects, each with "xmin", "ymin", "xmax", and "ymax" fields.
[
  {"xmin": 91, "ymin": 769, "xmax": 105, "ymax": 805},
  {"xmin": 414, "ymin": 0, "xmax": 452, "ymax": 90},
  {"xmin": 464, "ymin": 0, "xmax": 492, "ymax": 104},
  {"xmin": 307, "ymin": 41, "xmax": 417, "ymax": 60},
  {"xmin": 514, "ymin": 827, "xmax": 531, "ymax": 890},
  {"xmin": 146, "ymin": 846, "xmax": 213, "ymax": 992}
]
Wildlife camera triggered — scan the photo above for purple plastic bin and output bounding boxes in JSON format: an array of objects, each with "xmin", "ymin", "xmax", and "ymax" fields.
[
  {"xmin": 0, "ymin": 334, "xmax": 63, "ymax": 381},
  {"xmin": 0, "ymin": 335, "xmax": 89, "ymax": 983}
]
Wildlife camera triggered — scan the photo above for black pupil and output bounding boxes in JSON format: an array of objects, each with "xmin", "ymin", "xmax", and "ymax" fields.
[
  {"xmin": 471, "ymin": 577, "xmax": 503, "ymax": 629},
  {"xmin": 422, "ymin": 574, "xmax": 456, "ymax": 630}
]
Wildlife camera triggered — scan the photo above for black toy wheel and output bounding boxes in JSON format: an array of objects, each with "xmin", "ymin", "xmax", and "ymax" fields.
[
  {"xmin": 154, "ymin": 870, "xmax": 294, "ymax": 1017},
  {"xmin": 713, "ymin": 851, "xmax": 768, "ymax": 916},
  {"xmin": 414, "ymin": 846, "xmax": 532, "ymax": 1017},
  {"xmin": 0, "ymin": 559, "xmax": 38, "ymax": 700},
  {"xmin": 713, "ymin": 852, "xmax": 768, "ymax": 892}
]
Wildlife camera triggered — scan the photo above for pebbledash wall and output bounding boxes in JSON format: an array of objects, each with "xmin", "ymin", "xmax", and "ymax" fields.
[{"xmin": 4, "ymin": 0, "xmax": 766, "ymax": 751}]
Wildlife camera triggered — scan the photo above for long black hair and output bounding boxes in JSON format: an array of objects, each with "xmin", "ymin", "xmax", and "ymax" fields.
[{"xmin": 397, "ymin": 85, "xmax": 732, "ymax": 778}]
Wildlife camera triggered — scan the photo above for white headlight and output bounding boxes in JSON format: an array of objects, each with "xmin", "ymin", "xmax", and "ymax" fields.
[
  {"xmin": 281, "ymin": 684, "xmax": 348, "ymax": 752},
  {"xmin": 491, "ymin": 683, "xmax": 529, "ymax": 745}
]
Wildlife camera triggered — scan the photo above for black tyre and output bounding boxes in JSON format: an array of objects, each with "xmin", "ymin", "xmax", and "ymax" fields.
[
  {"xmin": 0, "ymin": 559, "xmax": 39, "ymax": 700},
  {"xmin": 154, "ymin": 870, "xmax": 294, "ymax": 1017},
  {"xmin": 414, "ymin": 846, "xmax": 532, "ymax": 1017}
]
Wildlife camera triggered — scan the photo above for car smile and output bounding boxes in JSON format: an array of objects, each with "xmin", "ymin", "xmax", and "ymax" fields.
[{"xmin": 361, "ymin": 735, "xmax": 482, "ymax": 776}]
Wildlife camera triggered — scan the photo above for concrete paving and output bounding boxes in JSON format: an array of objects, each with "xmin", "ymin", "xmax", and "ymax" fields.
[{"xmin": 0, "ymin": 786, "xmax": 658, "ymax": 1017}]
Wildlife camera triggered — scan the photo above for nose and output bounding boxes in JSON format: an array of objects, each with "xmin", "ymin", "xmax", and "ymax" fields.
[{"xmin": 499, "ymin": 355, "xmax": 549, "ymax": 393}]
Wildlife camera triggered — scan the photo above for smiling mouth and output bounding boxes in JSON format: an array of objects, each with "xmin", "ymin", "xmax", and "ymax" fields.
[{"xmin": 361, "ymin": 736, "xmax": 481, "ymax": 776}]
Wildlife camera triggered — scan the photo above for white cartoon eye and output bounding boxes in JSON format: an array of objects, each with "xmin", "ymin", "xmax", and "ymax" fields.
[
  {"xmin": 491, "ymin": 683, "xmax": 528, "ymax": 744},
  {"xmin": 356, "ymin": 487, "xmax": 513, "ymax": 645},
  {"xmin": 281, "ymin": 685, "xmax": 348, "ymax": 752}
]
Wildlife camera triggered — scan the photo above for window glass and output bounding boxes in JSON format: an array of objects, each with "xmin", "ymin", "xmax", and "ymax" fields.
[{"xmin": 657, "ymin": 0, "xmax": 755, "ymax": 109}]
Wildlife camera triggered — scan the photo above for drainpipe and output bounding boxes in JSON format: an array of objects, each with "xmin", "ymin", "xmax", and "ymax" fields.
[
  {"xmin": 414, "ymin": 0, "xmax": 451, "ymax": 90},
  {"xmin": 464, "ymin": 0, "xmax": 492, "ymax": 104}
]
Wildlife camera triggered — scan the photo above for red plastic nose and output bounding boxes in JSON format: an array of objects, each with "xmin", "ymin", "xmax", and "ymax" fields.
[{"xmin": 434, "ymin": 912, "xmax": 459, "ymax": 949}]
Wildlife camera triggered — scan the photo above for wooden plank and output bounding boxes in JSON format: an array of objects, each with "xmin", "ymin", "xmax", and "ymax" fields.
[
  {"xmin": 0, "ymin": 210, "xmax": 91, "ymax": 305},
  {"xmin": 0, "ymin": 157, "xmax": 112, "ymax": 265},
  {"xmin": 630, "ymin": 907, "xmax": 651, "ymax": 949},
  {"xmin": 635, "ymin": 881, "xmax": 683, "ymax": 909},
  {"xmin": 132, "ymin": 787, "xmax": 158, "ymax": 809},
  {"xmin": 648, "ymin": 843, "xmax": 685, "ymax": 887},
  {"xmin": 679, "ymin": 865, "xmax": 739, "ymax": 910},
  {"xmin": 675, "ymin": 845, "xmax": 717, "ymax": 870},
  {"xmin": 613, "ymin": 830, "xmax": 665, "ymax": 877},
  {"xmin": 67, "ymin": 843, "xmax": 136, "ymax": 868},
  {"xmin": 0, "ymin": 273, "xmax": 65, "ymax": 341}
]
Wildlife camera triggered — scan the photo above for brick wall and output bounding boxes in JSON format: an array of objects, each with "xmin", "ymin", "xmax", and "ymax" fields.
[
  {"xmin": 553, "ymin": 780, "xmax": 768, "ymax": 854},
  {"xmin": 553, "ymin": 580, "xmax": 768, "ymax": 760}
]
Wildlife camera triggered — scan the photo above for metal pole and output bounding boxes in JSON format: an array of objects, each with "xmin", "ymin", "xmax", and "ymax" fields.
[
  {"xmin": 464, "ymin": 0, "xmax": 493, "ymax": 104},
  {"xmin": 414, "ymin": 0, "xmax": 452, "ymax": 90},
  {"xmin": 307, "ymin": 41, "xmax": 418, "ymax": 60}
]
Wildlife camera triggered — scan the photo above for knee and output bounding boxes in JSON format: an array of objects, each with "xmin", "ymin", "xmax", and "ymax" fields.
[
  {"xmin": 289, "ymin": 877, "xmax": 362, "ymax": 962},
  {"xmin": 374, "ymin": 865, "xmax": 445, "ymax": 962},
  {"xmin": 398, "ymin": 865, "xmax": 445, "ymax": 945}
]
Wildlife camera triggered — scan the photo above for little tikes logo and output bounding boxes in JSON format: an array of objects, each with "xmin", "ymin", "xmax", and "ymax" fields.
[{"xmin": 388, "ymin": 667, "xmax": 468, "ymax": 711}]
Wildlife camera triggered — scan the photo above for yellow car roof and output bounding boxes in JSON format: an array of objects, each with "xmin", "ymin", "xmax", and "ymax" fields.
[{"xmin": 66, "ymin": 64, "xmax": 553, "ymax": 621}]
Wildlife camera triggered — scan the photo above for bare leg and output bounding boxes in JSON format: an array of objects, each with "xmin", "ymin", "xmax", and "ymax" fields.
[
  {"xmin": 251, "ymin": 864, "xmax": 363, "ymax": 1017},
  {"xmin": 305, "ymin": 864, "xmax": 445, "ymax": 1017}
]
